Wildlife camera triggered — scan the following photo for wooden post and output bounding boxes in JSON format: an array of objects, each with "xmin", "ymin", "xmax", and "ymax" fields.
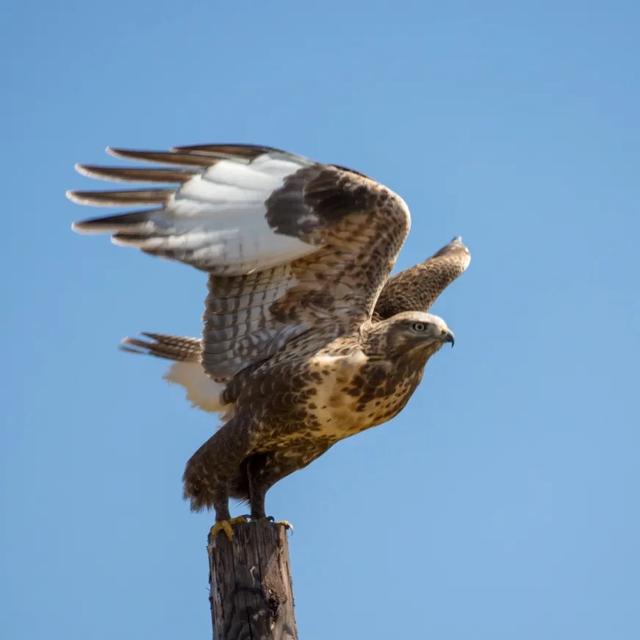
[{"xmin": 207, "ymin": 520, "xmax": 297, "ymax": 640}]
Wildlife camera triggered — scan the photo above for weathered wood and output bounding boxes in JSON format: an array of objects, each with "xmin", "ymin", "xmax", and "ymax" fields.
[{"xmin": 208, "ymin": 521, "xmax": 297, "ymax": 640}]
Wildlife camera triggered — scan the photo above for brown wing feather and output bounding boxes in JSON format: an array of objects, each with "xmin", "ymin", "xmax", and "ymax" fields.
[
  {"xmin": 68, "ymin": 189, "xmax": 173, "ymax": 206},
  {"xmin": 373, "ymin": 236, "xmax": 471, "ymax": 319},
  {"xmin": 173, "ymin": 143, "xmax": 286, "ymax": 159},
  {"xmin": 123, "ymin": 236, "xmax": 469, "ymax": 379},
  {"xmin": 124, "ymin": 237, "xmax": 470, "ymax": 368},
  {"xmin": 201, "ymin": 165, "xmax": 410, "ymax": 379},
  {"xmin": 76, "ymin": 164, "xmax": 196, "ymax": 183},
  {"xmin": 70, "ymin": 144, "xmax": 410, "ymax": 381}
]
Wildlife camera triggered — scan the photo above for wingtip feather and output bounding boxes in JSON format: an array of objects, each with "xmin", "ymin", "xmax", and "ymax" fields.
[
  {"xmin": 106, "ymin": 146, "xmax": 138, "ymax": 161},
  {"xmin": 111, "ymin": 235, "xmax": 139, "ymax": 247},
  {"xmin": 71, "ymin": 218, "xmax": 113, "ymax": 234},
  {"xmin": 74, "ymin": 163, "xmax": 108, "ymax": 180}
]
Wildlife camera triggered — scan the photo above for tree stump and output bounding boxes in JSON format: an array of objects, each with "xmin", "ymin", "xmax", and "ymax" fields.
[{"xmin": 208, "ymin": 520, "xmax": 297, "ymax": 640}]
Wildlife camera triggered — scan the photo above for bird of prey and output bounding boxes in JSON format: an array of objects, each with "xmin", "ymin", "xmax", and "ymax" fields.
[{"xmin": 69, "ymin": 143, "xmax": 470, "ymax": 535}]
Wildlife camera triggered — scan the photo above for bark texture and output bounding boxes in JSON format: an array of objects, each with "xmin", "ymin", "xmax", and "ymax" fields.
[{"xmin": 208, "ymin": 520, "xmax": 297, "ymax": 640}]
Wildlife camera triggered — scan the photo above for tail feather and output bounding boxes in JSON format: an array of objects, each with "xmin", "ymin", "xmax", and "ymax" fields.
[
  {"xmin": 121, "ymin": 332, "xmax": 202, "ymax": 362},
  {"xmin": 165, "ymin": 361, "xmax": 229, "ymax": 414},
  {"xmin": 121, "ymin": 333, "xmax": 227, "ymax": 414}
]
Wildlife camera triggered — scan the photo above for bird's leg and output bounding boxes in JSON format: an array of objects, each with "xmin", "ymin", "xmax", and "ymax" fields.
[
  {"xmin": 209, "ymin": 490, "xmax": 245, "ymax": 542},
  {"xmin": 249, "ymin": 487, "xmax": 291, "ymax": 530},
  {"xmin": 184, "ymin": 417, "xmax": 252, "ymax": 541},
  {"xmin": 210, "ymin": 516, "xmax": 250, "ymax": 542},
  {"xmin": 209, "ymin": 488, "xmax": 253, "ymax": 542},
  {"xmin": 249, "ymin": 485, "xmax": 267, "ymax": 520},
  {"xmin": 213, "ymin": 489, "xmax": 231, "ymax": 522},
  {"xmin": 245, "ymin": 456, "xmax": 268, "ymax": 520},
  {"xmin": 244, "ymin": 455, "xmax": 294, "ymax": 529}
]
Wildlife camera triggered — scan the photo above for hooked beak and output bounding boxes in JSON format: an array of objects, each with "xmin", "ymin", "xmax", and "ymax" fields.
[{"xmin": 442, "ymin": 330, "xmax": 455, "ymax": 348}]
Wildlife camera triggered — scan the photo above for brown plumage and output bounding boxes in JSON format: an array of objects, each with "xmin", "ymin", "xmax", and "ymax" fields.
[
  {"xmin": 70, "ymin": 143, "xmax": 470, "ymax": 522},
  {"xmin": 123, "ymin": 237, "xmax": 470, "ymax": 362},
  {"xmin": 373, "ymin": 236, "xmax": 470, "ymax": 319}
]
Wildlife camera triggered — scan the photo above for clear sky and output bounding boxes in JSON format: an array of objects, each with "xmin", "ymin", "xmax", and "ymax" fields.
[{"xmin": 2, "ymin": 1, "xmax": 639, "ymax": 638}]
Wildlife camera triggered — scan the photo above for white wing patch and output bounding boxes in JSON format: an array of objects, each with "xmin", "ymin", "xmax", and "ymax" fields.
[
  {"xmin": 164, "ymin": 361, "xmax": 229, "ymax": 415},
  {"xmin": 71, "ymin": 151, "xmax": 319, "ymax": 274}
]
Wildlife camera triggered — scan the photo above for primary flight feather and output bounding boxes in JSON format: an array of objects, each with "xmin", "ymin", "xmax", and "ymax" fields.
[{"xmin": 69, "ymin": 143, "xmax": 470, "ymax": 526}]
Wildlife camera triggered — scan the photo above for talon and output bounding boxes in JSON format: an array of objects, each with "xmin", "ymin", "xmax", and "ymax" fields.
[
  {"xmin": 209, "ymin": 516, "xmax": 250, "ymax": 542},
  {"xmin": 276, "ymin": 519, "xmax": 293, "ymax": 532},
  {"xmin": 265, "ymin": 516, "xmax": 293, "ymax": 531}
]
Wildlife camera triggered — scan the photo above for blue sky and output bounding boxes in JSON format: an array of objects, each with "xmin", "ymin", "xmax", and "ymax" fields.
[{"xmin": 2, "ymin": 1, "xmax": 639, "ymax": 638}]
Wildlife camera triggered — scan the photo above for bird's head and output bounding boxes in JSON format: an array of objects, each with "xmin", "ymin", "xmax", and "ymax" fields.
[{"xmin": 365, "ymin": 311, "xmax": 455, "ymax": 360}]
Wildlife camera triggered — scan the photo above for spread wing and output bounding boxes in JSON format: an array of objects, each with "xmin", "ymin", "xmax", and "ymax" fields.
[
  {"xmin": 70, "ymin": 144, "xmax": 411, "ymax": 379},
  {"xmin": 119, "ymin": 237, "xmax": 470, "ymax": 365},
  {"xmin": 373, "ymin": 236, "xmax": 471, "ymax": 320}
]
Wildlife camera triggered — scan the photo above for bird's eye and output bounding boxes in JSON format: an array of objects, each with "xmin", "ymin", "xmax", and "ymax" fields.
[{"xmin": 412, "ymin": 322, "xmax": 426, "ymax": 332}]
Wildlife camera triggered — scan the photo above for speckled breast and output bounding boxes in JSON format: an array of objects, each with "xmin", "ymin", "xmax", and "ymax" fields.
[{"xmin": 301, "ymin": 349, "xmax": 424, "ymax": 441}]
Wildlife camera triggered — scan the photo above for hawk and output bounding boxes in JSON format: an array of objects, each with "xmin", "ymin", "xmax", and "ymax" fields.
[{"xmin": 69, "ymin": 144, "xmax": 470, "ymax": 532}]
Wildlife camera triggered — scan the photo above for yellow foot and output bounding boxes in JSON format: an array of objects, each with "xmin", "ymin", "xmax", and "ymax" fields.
[{"xmin": 209, "ymin": 516, "xmax": 250, "ymax": 542}]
